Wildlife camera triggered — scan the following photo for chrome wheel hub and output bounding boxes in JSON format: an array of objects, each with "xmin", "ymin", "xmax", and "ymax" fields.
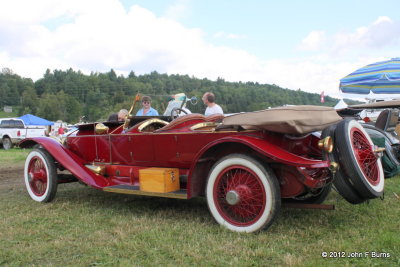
[{"xmin": 226, "ymin": 190, "xmax": 240, "ymax": 205}]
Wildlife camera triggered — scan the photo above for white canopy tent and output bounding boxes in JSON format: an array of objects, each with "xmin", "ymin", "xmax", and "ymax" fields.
[{"xmin": 334, "ymin": 99, "xmax": 348, "ymax": 110}]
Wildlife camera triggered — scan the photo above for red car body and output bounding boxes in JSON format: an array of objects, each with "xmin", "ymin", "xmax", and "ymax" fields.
[{"xmin": 20, "ymin": 108, "xmax": 385, "ymax": 233}]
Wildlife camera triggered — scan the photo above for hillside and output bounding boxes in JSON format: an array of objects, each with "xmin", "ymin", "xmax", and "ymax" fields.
[{"xmin": 0, "ymin": 68, "xmax": 360, "ymax": 123}]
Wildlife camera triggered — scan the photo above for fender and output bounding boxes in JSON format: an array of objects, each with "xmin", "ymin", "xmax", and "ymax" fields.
[
  {"xmin": 186, "ymin": 135, "xmax": 329, "ymax": 198},
  {"xmin": 20, "ymin": 137, "xmax": 109, "ymax": 189},
  {"xmin": 191, "ymin": 135, "xmax": 328, "ymax": 169}
]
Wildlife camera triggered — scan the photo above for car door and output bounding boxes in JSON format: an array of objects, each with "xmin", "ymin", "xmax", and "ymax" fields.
[
  {"xmin": 153, "ymin": 133, "xmax": 179, "ymax": 166},
  {"xmin": 94, "ymin": 132, "xmax": 111, "ymax": 163},
  {"xmin": 110, "ymin": 133, "xmax": 155, "ymax": 164}
]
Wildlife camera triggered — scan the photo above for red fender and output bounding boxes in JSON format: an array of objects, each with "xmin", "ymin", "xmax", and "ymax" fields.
[
  {"xmin": 186, "ymin": 135, "xmax": 329, "ymax": 198},
  {"xmin": 20, "ymin": 137, "xmax": 109, "ymax": 189},
  {"xmin": 191, "ymin": 135, "xmax": 328, "ymax": 169}
]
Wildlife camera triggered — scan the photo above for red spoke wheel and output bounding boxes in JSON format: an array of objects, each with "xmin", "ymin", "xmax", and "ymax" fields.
[
  {"xmin": 206, "ymin": 154, "xmax": 280, "ymax": 233},
  {"xmin": 24, "ymin": 149, "xmax": 58, "ymax": 202},
  {"xmin": 335, "ymin": 120, "xmax": 384, "ymax": 199}
]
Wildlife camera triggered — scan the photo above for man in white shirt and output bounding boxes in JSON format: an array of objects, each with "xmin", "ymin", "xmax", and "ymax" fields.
[{"xmin": 202, "ymin": 92, "xmax": 224, "ymax": 116}]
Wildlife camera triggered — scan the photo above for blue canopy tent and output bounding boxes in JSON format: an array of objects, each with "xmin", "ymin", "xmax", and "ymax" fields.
[
  {"xmin": 18, "ymin": 114, "xmax": 54, "ymax": 126},
  {"xmin": 340, "ymin": 58, "xmax": 400, "ymax": 94}
]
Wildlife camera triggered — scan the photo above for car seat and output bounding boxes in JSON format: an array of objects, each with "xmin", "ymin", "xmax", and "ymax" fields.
[{"xmin": 375, "ymin": 109, "xmax": 399, "ymax": 132}]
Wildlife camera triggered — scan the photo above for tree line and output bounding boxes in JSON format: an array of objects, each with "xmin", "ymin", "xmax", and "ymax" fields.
[{"xmin": 0, "ymin": 67, "xmax": 359, "ymax": 123}]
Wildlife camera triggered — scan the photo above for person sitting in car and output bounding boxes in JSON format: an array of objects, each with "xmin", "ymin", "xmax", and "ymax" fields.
[
  {"xmin": 136, "ymin": 96, "xmax": 159, "ymax": 116},
  {"xmin": 108, "ymin": 109, "xmax": 129, "ymax": 122},
  {"xmin": 202, "ymin": 92, "xmax": 224, "ymax": 116}
]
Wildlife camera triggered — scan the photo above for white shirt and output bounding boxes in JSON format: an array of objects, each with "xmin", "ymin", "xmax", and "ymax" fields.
[{"xmin": 205, "ymin": 104, "xmax": 224, "ymax": 116}]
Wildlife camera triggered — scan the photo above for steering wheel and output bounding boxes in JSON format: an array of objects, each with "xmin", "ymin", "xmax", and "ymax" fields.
[{"xmin": 171, "ymin": 107, "xmax": 188, "ymax": 120}]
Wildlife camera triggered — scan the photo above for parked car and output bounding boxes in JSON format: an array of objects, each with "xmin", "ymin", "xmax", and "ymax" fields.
[
  {"xmin": 20, "ymin": 103, "xmax": 385, "ymax": 233},
  {"xmin": 337, "ymin": 100, "xmax": 400, "ymax": 178},
  {"xmin": 0, "ymin": 118, "xmax": 48, "ymax": 150}
]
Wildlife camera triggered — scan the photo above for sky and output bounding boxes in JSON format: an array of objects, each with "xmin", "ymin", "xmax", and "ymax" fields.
[{"xmin": 0, "ymin": 0, "xmax": 399, "ymax": 100}]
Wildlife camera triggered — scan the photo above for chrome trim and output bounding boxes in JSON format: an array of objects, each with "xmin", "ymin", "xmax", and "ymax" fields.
[
  {"xmin": 95, "ymin": 123, "xmax": 109, "ymax": 134},
  {"xmin": 85, "ymin": 164, "xmax": 106, "ymax": 175},
  {"xmin": 190, "ymin": 122, "xmax": 217, "ymax": 131},
  {"xmin": 318, "ymin": 136, "xmax": 333, "ymax": 153},
  {"xmin": 329, "ymin": 162, "xmax": 338, "ymax": 173},
  {"xmin": 226, "ymin": 190, "xmax": 240, "ymax": 205},
  {"xmin": 374, "ymin": 147, "xmax": 385, "ymax": 153},
  {"xmin": 138, "ymin": 118, "xmax": 169, "ymax": 132}
]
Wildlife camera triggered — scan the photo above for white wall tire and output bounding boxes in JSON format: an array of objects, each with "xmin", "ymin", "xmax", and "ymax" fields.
[
  {"xmin": 336, "ymin": 120, "xmax": 384, "ymax": 199},
  {"xmin": 24, "ymin": 149, "xmax": 58, "ymax": 202},
  {"xmin": 206, "ymin": 154, "xmax": 280, "ymax": 233}
]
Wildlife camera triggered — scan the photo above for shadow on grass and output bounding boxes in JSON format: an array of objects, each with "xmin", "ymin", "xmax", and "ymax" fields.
[
  {"xmin": 14, "ymin": 175, "xmax": 396, "ymax": 235},
  {"xmin": 55, "ymin": 183, "xmax": 212, "ymax": 222},
  {"xmin": 47, "ymin": 181, "xmax": 391, "ymax": 233}
]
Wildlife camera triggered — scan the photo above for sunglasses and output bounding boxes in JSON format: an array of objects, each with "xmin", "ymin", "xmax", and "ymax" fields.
[{"xmin": 142, "ymin": 101, "xmax": 150, "ymax": 104}]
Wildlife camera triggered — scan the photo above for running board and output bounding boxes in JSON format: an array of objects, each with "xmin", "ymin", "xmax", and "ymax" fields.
[{"xmin": 103, "ymin": 185, "xmax": 188, "ymax": 199}]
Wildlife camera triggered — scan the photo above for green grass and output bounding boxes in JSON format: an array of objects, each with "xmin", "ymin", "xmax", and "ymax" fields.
[
  {"xmin": 0, "ymin": 148, "xmax": 31, "ymax": 163},
  {"xmin": 0, "ymin": 110, "xmax": 18, "ymax": 118},
  {"xmin": 0, "ymin": 150, "xmax": 399, "ymax": 266}
]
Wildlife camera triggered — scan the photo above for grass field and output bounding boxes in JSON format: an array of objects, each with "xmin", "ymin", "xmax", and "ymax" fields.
[
  {"xmin": 0, "ymin": 148, "xmax": 31, "ymax": 163},
  {"xmin": 0, "ymin": 111, "xmax": 18, "ymax": 118},
  {"xmin": 0, "ymin": 149, "xmax": 399, "ymax": 266}
]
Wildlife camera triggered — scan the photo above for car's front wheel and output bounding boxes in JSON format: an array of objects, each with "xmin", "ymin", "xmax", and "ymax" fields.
[
  {"xmin": 24, "ymin": 149, "xmax": 58, "ymax": 202},
  {"xmin": 206, "ymin": 154, "xmax": 280, "ymax": 233}
]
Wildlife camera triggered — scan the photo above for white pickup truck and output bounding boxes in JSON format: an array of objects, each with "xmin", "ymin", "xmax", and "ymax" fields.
[{"xmin": 0, "ymin": 118, "xmax": 48, "ymax": 150}]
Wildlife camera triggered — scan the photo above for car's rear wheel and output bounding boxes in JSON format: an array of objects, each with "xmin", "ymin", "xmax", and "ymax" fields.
[
  {"xmin": 24, "ymin": 149, "xmax": 58, "ymax": 202},
  {"xmin": 206, "ymin": 154, "xmax": 280, "ymax": 233},
  {"xmin": 335, "ymin": 120, "xmax": 384, "ymax": 199},
  {"xmin": 2, "ymin": 137, "xmax": 13, "ymax": 150}
]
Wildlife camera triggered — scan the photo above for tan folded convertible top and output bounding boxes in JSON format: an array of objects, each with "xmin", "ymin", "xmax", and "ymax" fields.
[{"xmin": 222, "ymin": 105, "xmax": 342, "ymax": 134}]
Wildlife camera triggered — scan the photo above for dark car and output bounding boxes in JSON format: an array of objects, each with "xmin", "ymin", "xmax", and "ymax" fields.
[{"xmin": 338, "ymin": 100, "xmax": 400, "ymax": 178}]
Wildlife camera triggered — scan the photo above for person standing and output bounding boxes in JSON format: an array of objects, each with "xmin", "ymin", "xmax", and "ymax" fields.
[
  {"xmin": 202, "ymin": 92, "xmax": 224, "ymax": 116},
  {"xmin": 58, "ymin": 125, "xmax": 65, "ymax": 135},
  {"xmin": 136, "ymin": 96, "xmax": 159, "ymax": 116}
]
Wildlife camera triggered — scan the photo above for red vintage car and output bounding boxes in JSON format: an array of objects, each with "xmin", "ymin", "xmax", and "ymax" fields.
[{"xmin": 20, "ymin": 102, "xmax": 384, "ymax": 233}]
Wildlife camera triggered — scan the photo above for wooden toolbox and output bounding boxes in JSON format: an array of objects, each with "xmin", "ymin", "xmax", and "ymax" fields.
[{"xmin": 139, "ymin": 168, "xmax": 180, "ymax": 193}]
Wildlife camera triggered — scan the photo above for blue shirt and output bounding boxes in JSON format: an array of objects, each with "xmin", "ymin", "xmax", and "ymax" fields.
[{"xmin": 136, "ymin": 107, "xmax": 159, "ymax": 116}]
